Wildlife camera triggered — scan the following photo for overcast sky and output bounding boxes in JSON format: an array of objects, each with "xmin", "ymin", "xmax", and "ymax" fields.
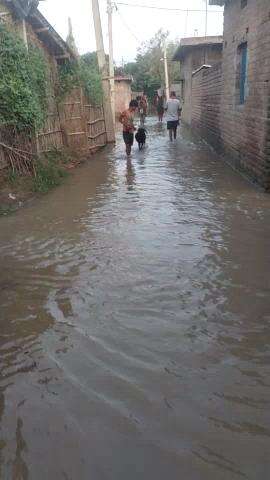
[{"xmin": 39, "ymin": 0, "xmax": 224, "ymax": 64}]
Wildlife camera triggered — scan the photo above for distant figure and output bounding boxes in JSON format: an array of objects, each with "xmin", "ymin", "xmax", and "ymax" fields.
[
  {"xmin": 138, "ymin": 94, "xmax": 148, "ymax": 125},
  {"xmin": 165, "ymin": 92, "xmax": 181, "ymax": 141},
  {"xmin": 135, "ymin": 127, "xmax": 147, "ymax": 150},
  {"xmin": 156, "ymin": 95, "xmax": 164, "ymax": 122},
  {"xmin": 119, "ymin": 100, "xmax": 138, "ymax": 156}
]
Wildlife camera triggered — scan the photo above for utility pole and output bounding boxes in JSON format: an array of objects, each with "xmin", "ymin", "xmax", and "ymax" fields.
[
  {"xmin": 205, "ymin": 0, "xmax": 208, "ymax": 37},
  {"xmin": 22, "ymin": 19, "xmax": 28, "ymax": 50},
  {"xmin": 163, "ymin": 42, "xmax": 170, "ymax": 102},
  {"xmin": 91, "ymin": 0, "xmax": 115, "ymax": 142},
  {"xmin": 107, "ymin": 0, "xmax": 115, "ymax": 124}
]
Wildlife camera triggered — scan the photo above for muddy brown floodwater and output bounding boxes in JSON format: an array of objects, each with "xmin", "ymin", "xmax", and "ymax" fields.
[{"xmin": 0, "ymin": 120, "xmax": 270, "ymax": 480}]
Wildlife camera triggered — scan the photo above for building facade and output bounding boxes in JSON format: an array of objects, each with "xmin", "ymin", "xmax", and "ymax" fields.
[
  {"xmin": 209, "ymin": 0, "xmax": 270, "ymax": 189},
  {"xmin": 173, "ymin": 37, "xmax": 223, "ymax": 124},
  {"xmin": 114, "ymin": 76, "xmax": 132, "ymax": 118}
]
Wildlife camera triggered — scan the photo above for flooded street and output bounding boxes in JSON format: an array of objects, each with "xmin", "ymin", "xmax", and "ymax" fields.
[{"xmin": 0, "ymin": 119, "xmax": 270, "ymax": 479}]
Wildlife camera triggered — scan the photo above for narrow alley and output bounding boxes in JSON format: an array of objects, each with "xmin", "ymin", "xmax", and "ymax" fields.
[{"xmin": 0, "ymin": 120, "xmax": 270, "ymax": 479}]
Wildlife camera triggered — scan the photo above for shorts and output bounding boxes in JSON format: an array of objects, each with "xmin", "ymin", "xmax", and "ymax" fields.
[
  {"xmin": 123, "ymin": 132, "xmax": 134, "ymax": 146},
  {"xmin": 167, "ymin": 120, "xmax": 179, "ymax": 130}
]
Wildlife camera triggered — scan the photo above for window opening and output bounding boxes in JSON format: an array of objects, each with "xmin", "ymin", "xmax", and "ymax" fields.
[{"xmin": 239, "ymin": 43, "xmax": 248, "ymax": 104}]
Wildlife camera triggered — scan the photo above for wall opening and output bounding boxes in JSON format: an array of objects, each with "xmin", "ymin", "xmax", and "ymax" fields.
[
  {"xmin": 236, "ymin": 42, "xmax": 248, "ymax": 105},
  {"xmin": 241, "ymin": 0, "xmax": 247, "ymax": 9}
]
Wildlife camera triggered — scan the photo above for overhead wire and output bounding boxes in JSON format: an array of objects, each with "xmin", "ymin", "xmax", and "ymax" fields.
[
  {"xmin": 115, "ymin": 2, "xmax": 223, "ymax": 14},
  {"xmin": 113, "ymin": 2, "xmax": 141, "ymax": 43},
  {"xmin": 112, "ymin": 1, "xmax": 223, "ymax": 61}
]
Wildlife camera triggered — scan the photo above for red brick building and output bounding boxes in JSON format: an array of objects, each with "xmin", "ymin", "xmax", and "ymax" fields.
[{"xmin": 194, "ymin": 0, "xmax": 270, "ymax": 190}]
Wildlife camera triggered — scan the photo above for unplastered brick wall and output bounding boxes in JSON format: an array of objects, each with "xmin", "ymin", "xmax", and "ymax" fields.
[
  {"xmin": 220, "ymin": 0, "xmax": 270, "ymax": 190},
  {"xmin": 191, "ymin": 64, "xmax": 223, "ymax": 150}
]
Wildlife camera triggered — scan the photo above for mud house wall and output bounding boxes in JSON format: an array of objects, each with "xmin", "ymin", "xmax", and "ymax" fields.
[
  {"xmin": 181, "ymin": 45, "xmax": 223, "ymax": 124},
  {"xmin": 220, "ymin": 0, "xmax": 270, "ymax": 189},
  {"xmin": 115, "ymin": 80, "xmax": 132, "ymax": 117},
  {"xmin": 191, "ymin": 63, "xmax": 223, "ymax": 149}
]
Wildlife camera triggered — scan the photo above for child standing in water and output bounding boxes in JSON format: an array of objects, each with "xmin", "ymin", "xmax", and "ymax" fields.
[{"xmin": 119, "ymin": 100, "xmax": 138, "ymax": 156}]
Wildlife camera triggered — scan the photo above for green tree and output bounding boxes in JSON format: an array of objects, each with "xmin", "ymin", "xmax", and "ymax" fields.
[
  {"xmin": 122, "ymin": 30, "xmax": 181, "ymax": 99},
  {"xmin": 58, "ymin": 52, "xmax": 103, "ymax": 105}
]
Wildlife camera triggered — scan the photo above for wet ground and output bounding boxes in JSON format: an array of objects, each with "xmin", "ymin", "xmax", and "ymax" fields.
[{"xmin": 0, "ymin": 119, "xmax": 270, "ymax": 479}]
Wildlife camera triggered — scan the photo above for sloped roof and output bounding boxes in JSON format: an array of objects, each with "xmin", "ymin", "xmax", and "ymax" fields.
[
  {"xmin": 173, "ymin": 36, "xmax": 223, "ymax": 61},
  {"xmin": 2, "ymin": 1, "xmax": 75, "ymax": 62},
  {"xmin": 3, "ymin": 0, "xmax": 39, "ymax": 19},
  {"xmin": 115, "ymin": 75, "xmax": 133, "ymax": 83},
  {"xmin": 29, "ymin": 8, "xmax": 76, "ymax": 61}
]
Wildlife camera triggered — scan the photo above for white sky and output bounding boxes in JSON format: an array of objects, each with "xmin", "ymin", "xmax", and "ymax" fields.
[{"xmin": 39, "ymin": 0, "xmax": 224, "ymax": 64}]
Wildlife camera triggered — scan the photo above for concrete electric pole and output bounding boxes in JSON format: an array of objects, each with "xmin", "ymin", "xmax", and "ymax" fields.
[
  {"xmin": 205, "ymin": 0, "xmax": 208, "ymax": 37},
  {"xmin": 91, "ymin": 0, "xmax": 115, "ymax": 142},
  {"xmin": 107, "ymin": 0, "xmax": 115, "ymax": 123},
  {"xmin": 163, "ymin": 42, "xmax": 170, "ymax": 102}
]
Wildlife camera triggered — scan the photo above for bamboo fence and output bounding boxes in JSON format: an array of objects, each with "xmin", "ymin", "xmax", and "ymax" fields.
[{"xmin": 0, "ymin": 87, "xmax": 107, "ymax": 174}]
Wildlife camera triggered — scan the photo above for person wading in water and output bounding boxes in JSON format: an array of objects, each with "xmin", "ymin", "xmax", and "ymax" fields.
[
  {"xmin": 165, "ymin": 91, "xmax": 181, "ymax": 141},
  {"xmin": 119, "ymin": 100, "xmax": 138, "ymax": 156},
  {"xmin": 137, "ymin": 94, "xmax": 148, "ymax": 126},
  {"xmin": 156, "ymin": 94, "xmax": 165, "ymax": 122}
]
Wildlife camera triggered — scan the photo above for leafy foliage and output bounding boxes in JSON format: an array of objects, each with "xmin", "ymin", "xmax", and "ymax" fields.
[
  {"xmin": 121, "ymin": 30, "xmax": 181, "ymax": 99},
  {"xmin": 58, "ymin": 52, "xmax": 103, "ymax": 105},
  {"xmin": 32, "ymin": 150, "xmax": 68, "ymax": 193},
  {"xmin": 0, "ymin": 24, "xmax": 49, "ymax": 131}
]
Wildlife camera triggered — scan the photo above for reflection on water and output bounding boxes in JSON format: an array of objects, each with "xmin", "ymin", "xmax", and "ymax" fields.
[{"xmin": 0, "ymin": 119, "xmax": 270, "ymax": 479}]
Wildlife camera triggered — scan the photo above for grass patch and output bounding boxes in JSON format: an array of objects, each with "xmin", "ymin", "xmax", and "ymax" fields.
[
  {"xmin": 0, "ymin": 149, "xmax": 72, "ymax": 216},
  {"xmin": 0, "ymin": 204, "xmax": 16, "ymax": 216},
  {"xmin": 32, "ymin": 150, "xmax": 69, "ymax": 193}
]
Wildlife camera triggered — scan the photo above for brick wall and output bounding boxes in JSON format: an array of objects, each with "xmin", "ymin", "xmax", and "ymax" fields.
[
  {"xmin": 220, "ymin": 0, "xmax": 270, "ymax": 190},
  {"xmin": 191, "ymin": 64, "xmax": 222, "ymax": 150},
  {"xmin": 181, "ymin": 45, "xmax": 223, "ymax": 124}
]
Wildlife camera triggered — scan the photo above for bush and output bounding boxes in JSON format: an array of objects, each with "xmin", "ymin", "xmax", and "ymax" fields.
[
  {"xmin": 58, "ymin": 55, "xmax": 103, "ymax": 105},
  {"xmin": 32, "ymin": 151, "xmax": 68, "ymax": 193},
  {"xmin": 0, "ymin": 24, "xmax": 49, "ymax": 131}
]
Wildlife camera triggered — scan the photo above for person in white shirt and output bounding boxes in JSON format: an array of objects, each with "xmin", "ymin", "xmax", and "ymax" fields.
[{"xmin": 165, "ymin": 92, "xmax": 182, "ymax": 141}]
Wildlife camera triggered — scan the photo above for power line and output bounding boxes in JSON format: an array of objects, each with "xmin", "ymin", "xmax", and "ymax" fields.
[
  {"xmin": 114, "ymin": 3, "xmax": 140, "ymax": 43},
  {"xmin": 115, "ymin": 2, "xmax": 223, "ymax": 13}
]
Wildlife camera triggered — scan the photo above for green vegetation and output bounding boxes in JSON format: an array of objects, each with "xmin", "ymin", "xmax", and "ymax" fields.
[
  {"xmin": 32, "ymin": 150, "xmax": 69, "ymax": 193},
  {"xmin": 0, "ymin": 205, "xmax": 17, "ymax": 216},
  {"xmin": 0, "ymin": 150, "xmax": 70, "ymax": 218},
  {"xmin": 58, "ymin": 52, "xmax": 103, "ymax": 104},
  {"xmin": 118, "ymin": 30, "xmax": 181, "ymax": 99},
  {"xmin": 0, "ymin": 24, "xmax": 49, "ymax": 132}
]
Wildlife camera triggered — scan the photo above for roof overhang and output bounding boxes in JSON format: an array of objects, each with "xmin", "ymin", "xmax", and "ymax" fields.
[
  {"xmin": 173, "ymin": 36, "xmax": 223, "ymax": 61},
  {"xmin": 29, "ymin": 9, "xmax": 76, "ymax": 62},
  {"xmin": 209, "ymin": 0, "xmax": 225, "ymax": 5},
  {"xmin": 3, "ymin": 0, "xmax": 40, "ymax": 19},
  {"xmin": 114, "ymin": 75, "xmax": 133, "ymax": 83},
  {"xmin": 2, "ymin": 1, "xmax": 76, "ymax": 63}
]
